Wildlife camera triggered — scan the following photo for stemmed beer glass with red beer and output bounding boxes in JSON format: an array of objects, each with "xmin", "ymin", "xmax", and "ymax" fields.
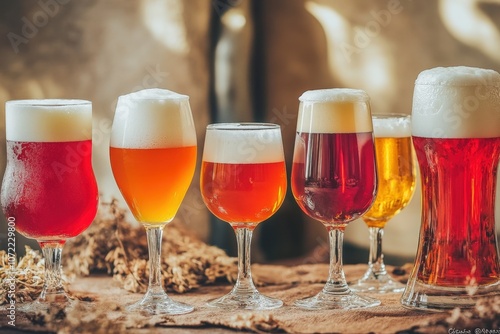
[
  {"xmin": 291, "ymin": 89, "xmax": 380, "ymax": 309},
  {"xmin": 1, "ymin": 99, "xmax": 99, "ymax": 311}
]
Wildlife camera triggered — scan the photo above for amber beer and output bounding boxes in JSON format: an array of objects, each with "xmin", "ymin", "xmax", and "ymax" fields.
[
  {"xmin": 110, "ymin": 90, "xmax": 197, "ymax": 224},
  {"xmin": 200, "ymin": 124, "xmax": 286, "ymax": 228},
  {"xmin": 200, "ymin": 123, "xmax": 286, "ymax": 310},
  {"xmin": 110, "ymin": 88, "xmax": 196, "ymax": 315},
  {"xmin": 110, "ymin": 146, "xmax": 196, "ymax": 222},
  {"xmin": 401, "ymin": 66, "xmax": 500, "ymax": 311},
  {"xmin": 363, "ymin": 116, "xmax": 416, "ymax": 228}
]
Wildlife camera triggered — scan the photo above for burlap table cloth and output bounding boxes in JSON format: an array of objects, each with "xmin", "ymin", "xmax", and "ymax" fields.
[{"xmin": 1, "ymin": 263, "xmax": 496, "ymax": 333}]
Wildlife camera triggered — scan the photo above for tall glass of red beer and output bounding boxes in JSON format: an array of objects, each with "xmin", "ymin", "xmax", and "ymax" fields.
[
  {"xmin": 291, "ymin": 89, "xmax": 380, "ymax": 309},
  {"xmin": 110, "ymin": 88, "xmax": 196, "ymax": 315},
  {"xmin": 401, "ymin": 66, "xmax": 500, "ymax": 311},
  {"xmin": 1, "ymin": 99, "xmax": 98, "ymax": 311},
  {"xmin": 200, "ymin": 123, "xmax": 287, "ymax": 310}
]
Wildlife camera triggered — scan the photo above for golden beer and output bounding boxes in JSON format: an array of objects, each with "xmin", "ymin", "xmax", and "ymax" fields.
[
  {"xmin": 351, "ymin": 113, "xmax": 415, "ymax": 294},
  {"xmin": 363, "ymin": 136, "xmax": 416, "ymax": 228}
]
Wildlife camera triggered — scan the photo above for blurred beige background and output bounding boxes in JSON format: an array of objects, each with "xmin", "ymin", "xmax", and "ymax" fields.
[{"xmin": 1, "ymin": 0, "xmax": 500, "ymax": 264}]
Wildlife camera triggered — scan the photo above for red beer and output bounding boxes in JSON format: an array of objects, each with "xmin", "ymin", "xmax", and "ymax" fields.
[
  {"xmin": 413, "ymin": 136, "xmax": 500, "ymax": 286},
  {"xmin": 291, "ymin": 132, "xmax": 376, "ymax": 226},
  {"xmin": 290, "ymin": 88, "xmax": 380, "ymax": 310},
  {"xmin": 401, "ymin": 66, "xmax": 500, "ymax": 311},
  {"xmin": 1, "ymin": 140, "xmax": 98, "ymax": 241}
]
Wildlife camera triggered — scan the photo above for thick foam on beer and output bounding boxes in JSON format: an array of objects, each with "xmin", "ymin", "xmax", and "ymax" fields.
[
  {"xmin": 372, "ymin": 115, "xmax": 411, "ymax": 138},
  {"xmin": 5, "ymin": 99, "xmax": 92, "ymax": 142},
  {"xmin": 203, "ymin": 124, "xmax": 284, "ymax": 163},
  {"xmin": 412, "ymin": 66, "xmax": 500, "ymax": 138},
  {"xmin": 110, "ymin": 88, "xmax": 196, "ymax": 148},
  {"xmin": 297, "ymin": 88, "xmax": 373, "ymax": 133}
]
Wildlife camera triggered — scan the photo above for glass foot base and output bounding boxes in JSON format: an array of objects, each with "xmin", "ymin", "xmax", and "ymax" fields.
[
  {"xmin": 401, "ymin": 279, "xmax": 500, "ymax": 312},
  {"xmin": 18, "ymin": 292, "xmax": 75, "ymax": 313},
  {"xmin": 350, "ymin": 276, "xmax": 406, "ymax": 294},
  {"xmin": 207, "ymin": 291, "xmax": 283, "ymax": 310},
  {"xmin": 127, "ymin": 292, "xmax": 194, "ymax": 315},
  {"xmin": 294, "ymin": 290, "xmax": 380, "ymax": 310}
]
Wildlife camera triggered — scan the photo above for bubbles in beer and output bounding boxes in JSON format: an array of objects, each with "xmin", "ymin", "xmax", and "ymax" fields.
[
  {"xmin": 412, "ymin": 66, "xmax": 500, "ymax": 138},
  {"xmin": 297, "ymin": 88, "xmax": 373, "ymax": 134},
  {"xmin": 5, "ymin": 99, "xmax": 92, "ymax": 142},
  {"xmin": 111, "ymin": 88, "xmax": 196, "ymax": 149},
  {"xmin": 202, "ymin": 124, "xmax": 284, "ymax": 164}
]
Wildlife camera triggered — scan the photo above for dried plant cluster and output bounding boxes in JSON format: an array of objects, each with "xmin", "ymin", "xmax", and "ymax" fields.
[
  {"xmin": 63, "ymin": 199, "xmax": 237, "ymax": 293},
  {"xmin": 0, "ymin": 246, "xmax": 49, "ymax": 304}
]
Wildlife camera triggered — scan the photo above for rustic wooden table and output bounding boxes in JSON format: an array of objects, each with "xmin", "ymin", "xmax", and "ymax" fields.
[{"xmin": 0, "ymin": 263, "xmax": 496, "ymax": 333}]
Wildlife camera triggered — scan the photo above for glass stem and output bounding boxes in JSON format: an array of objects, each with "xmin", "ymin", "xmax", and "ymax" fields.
[
  {"xmin": 368, "ymin": 226, "xmax": 387, "ymax": 278},
  {"xmin": 324, "ymin": 227, "xmax": 350, "ymax": 294},
  {"xmin": 233, "ymin": 227, "xmax": 257, "ymax": 294},
  {"xmin": 39, "ymin": 241, "xmax": 67, "ymax": 302},
  {"xmin": 145, "ymin": 225, "xmax": 167, "ymax": 296}
]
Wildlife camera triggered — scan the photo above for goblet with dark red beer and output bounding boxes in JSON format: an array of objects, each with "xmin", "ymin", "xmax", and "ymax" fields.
[{"xmin": 291, "ymin": 89, "xmax": 380, "ymax": 309}]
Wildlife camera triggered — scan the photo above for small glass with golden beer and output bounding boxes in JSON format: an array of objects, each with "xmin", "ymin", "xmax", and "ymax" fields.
[
  {"xmin": 350, "ymin": 114, "xmax": 416, "ymax": 293},
  {"xmin": 200, "ymin": 123, "xmax": 286, "ymax": 310},
  {"xmin": 401, "ymin": 66, "xmax": 500, "ymax": 311},
  {"xmin": 110, "ymin": 89, "xmax": 196, "ymax": 315}
]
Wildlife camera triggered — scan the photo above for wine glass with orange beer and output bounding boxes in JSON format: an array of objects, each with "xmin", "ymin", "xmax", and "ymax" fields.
[
  {"xmin": 200, "ymin": 123, "xmax": 287, "ymax": 310},
  {"xmin": 109, "ymin": 89, "xmax": 197, "ymax": 315},
  {"xmin": 350, "ymin": 114, "xmax": 416, "ymax": 293},
  {"xmin": 291, "ymin": 89, "xmax": 380, "ymax": 309},
  {"xmin": 1, "ymin": 99, "xmax": 99, "ymax": 311}
]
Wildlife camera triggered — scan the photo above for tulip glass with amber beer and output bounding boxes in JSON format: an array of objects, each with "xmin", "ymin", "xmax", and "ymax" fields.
[
  {"xmin": 401, "ymin": 66, "xmax": 500, "ymax": 311},
  {"xmin": 200, "ymin": 123, "xmax": 287, "ymax": 310},
  {"xmin": 110, "ymin": 89, "xmax": 196, "ymax": 315},
  {"xmin": 1, "ymin": 99, "xmax": 99, "ymax": 311},
  {"xmin": 351, "ymin": 114, "xmax": 416, "ymax": 293},
  {"xmin": 291, "ymin": 89, "xmax": 380, "ymax": 309}
]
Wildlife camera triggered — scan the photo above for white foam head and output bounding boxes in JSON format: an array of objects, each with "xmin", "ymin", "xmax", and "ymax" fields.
[
  {"xmin": 110, "ymin": 88, "xmax": 196, "ymax": 148},
  {"xmin": 372, "ymin": 114, "xmax": 411, "ymax": 138},
  {"xmin": 412, "ymin": 66, "xmax": 500, "ymax": 138},
  {"xmin": 5, "ymin": 99, "xmax": 92, "ymax": 142},
  {"xmin": 202, "ymin": 123, "xmax": 284, "ymax": 163},
  {"xmin": 297, "ymin": 88, "xmax": 373, "ymax": 133}
]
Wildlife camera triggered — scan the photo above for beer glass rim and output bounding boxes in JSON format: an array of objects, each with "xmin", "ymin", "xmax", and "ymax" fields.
[
  {"xmin": 206, "ymin": 123, "xmax": 281, "ymax": 131},
  {"xmin": 6, "ymin": 99, "xmax": 91, "ymax": 108},
  {"xmin": 372, "ymin": 113, "xmax": 410, "ymax": 120}
]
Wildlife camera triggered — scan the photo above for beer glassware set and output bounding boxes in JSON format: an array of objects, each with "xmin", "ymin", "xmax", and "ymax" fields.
[{"xmin": 2, "ymin": 65, "xmax": 500, "ymax": 314}]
